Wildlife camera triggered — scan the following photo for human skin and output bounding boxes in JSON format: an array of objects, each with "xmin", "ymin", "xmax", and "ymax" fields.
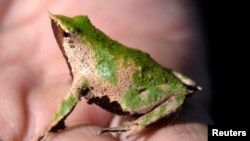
[{"xmin": 0, "ymin": 0, "xmax": 207, "ymax": 141}]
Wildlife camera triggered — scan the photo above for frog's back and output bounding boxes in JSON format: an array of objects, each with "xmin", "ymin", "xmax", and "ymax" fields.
[
  {"xmin": 85, "ymin": 22, "xmax": 188, "ymax": 93},
  {"xmin": 73, "ymin": 15, "xmax": 180, "ymax": 88}
]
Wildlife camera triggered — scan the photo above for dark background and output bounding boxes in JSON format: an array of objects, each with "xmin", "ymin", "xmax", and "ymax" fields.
[{"xmin": 195, "ymin": 0, "xmax": 248, "ymax": 126}]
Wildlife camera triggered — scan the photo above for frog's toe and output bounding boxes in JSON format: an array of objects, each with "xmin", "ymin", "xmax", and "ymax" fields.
[
  {"xmin": 98, "ymin": 128, "xmax": 126, "ymax": 135},
  {"xmin": 98, "ymin": 123, "xmax": 135, "ymax": 135}
]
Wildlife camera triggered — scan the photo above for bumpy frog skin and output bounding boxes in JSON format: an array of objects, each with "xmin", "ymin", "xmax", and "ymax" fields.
[{"xmin": 38, "ymin": 13, "xmax": 201, "ymax": 141}]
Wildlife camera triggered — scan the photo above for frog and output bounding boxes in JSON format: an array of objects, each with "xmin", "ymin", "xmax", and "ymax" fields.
[{"xmin": 38, "ymin": 12, "xmax": 202, "ymax": 141}]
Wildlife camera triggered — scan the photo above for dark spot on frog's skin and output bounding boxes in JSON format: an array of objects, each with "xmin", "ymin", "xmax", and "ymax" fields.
[
  {"xmin": 87, "ymin": 96, "xmax": 130, "ymax": 116},
  {"xmin": 68, "ymin": 39, "xmax": 75, "ymax": 48},
  {"xmin": 49, "ymin": 115, "xmax": 67, "ymax": 132},
  {"xmin": 137, "ymin": 87, "xmax": 147, "ymax": 93},
  {"xmin": 79, "ymin": 87, "xmax": 90, "ymax": 96}
]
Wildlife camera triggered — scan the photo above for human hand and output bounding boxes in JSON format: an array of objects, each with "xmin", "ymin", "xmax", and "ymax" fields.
[{"xmin": 0, "ymin": 1, "xmax": 207, "ymax": 141}]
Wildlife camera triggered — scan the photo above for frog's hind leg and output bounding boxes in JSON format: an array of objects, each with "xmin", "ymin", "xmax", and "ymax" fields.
[{"xmin": 99, "ymin": 94, "xmax": 185, "ymax": 136}]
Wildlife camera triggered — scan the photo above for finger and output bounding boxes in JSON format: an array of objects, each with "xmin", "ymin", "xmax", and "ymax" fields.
[
  {"xmin": 0, "ymin": 65, "xmax": 34, "ymax": 140},
  {"xmin": 47, "ymin": 124, "xmax": 118, "ymax": 141},
  {"xmin": 134, "ymin": 121, "xmax": 207, "ymax": 141}
]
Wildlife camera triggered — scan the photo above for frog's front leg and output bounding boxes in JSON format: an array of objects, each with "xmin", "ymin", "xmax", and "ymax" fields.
[
  {"xmin": 99, "ymin": 94, "xmax": 185, "ymax": 136},
  {"xmin": 38, "ymin": 77, "xmax": 89, "ymax": 141}
]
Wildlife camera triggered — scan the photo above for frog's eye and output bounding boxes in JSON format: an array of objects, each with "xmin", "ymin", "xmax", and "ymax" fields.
[{"xmin": 63, "ymin": 32, "xmax": 69, "ymax": 37}]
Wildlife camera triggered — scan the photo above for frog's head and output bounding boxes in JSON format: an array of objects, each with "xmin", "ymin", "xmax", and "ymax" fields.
[
  {"xmin": 49, "ymin": 12, "xmax": 94, "ymax": 48},
  {"xmin": 49, "ymin": 12, "xmax": 111, "ymax": 52},
  {"xmin": 49, "ymin": 12, "xmax": 103, "ymax": 78}
]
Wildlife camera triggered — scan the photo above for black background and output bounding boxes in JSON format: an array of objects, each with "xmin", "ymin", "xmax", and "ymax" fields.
[{"xmin": 195, "ymin": 0, "xmax": 249, "ymax": 127}]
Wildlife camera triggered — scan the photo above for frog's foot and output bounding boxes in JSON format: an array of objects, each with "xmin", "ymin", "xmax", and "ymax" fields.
[
  {"xmin": 99, "ymin": 95, "xmax": 185, "ymax": 137},
  {"xmin": 98, "ymin": 123, "xmax": 133, "ymax": 135}
]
